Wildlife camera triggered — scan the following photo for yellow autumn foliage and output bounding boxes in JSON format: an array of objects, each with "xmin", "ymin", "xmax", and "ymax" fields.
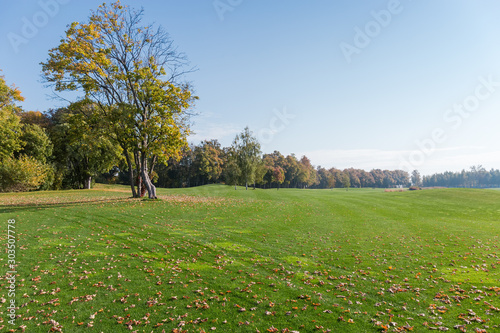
[{"xmin": 0, "ymin": 155, "xmax": 51, "ymax": 192}]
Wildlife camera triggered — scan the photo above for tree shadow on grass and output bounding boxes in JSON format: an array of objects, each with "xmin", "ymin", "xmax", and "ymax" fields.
[
  {"xmin": 0, "ymin": 196, "xmax": 138, "ymax": 214},
  {"xmin": 0, "ymin": 191, "xmax": 235, "ymax": 215}
]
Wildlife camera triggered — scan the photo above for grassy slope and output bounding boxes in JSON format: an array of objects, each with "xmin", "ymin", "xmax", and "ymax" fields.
[{"xmin": 0, "ymin": 185, "xmax": 499, "ymax": 332}]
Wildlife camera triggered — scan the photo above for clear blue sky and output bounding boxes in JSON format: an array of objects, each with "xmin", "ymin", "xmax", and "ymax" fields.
[{"xmin": 1, "ymin": 0, "xmax": 500, "ymax": 175}]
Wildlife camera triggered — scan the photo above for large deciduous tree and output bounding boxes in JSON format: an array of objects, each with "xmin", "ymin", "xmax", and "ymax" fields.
[{"xmin": 41, "ymin": 2, "xmax": 196, "ymax": 198}]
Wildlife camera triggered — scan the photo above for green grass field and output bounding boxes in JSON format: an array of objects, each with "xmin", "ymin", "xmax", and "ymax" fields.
[{"xmin": 1, "ymin": 185, "xmax": 499, "ymax": 332}]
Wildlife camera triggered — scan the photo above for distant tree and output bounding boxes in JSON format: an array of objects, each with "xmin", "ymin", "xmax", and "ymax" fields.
[
  {"xmin": 382, "ymin": 170, "xmax": 394, "ymax": 188},
  {"xmin": 325, "ymin": 169, "xmax": 336, "ymax": 189},
  {"xmin": 182, "ymin": 144, "xmax": 198, "ymax": 187},
  {"xmin": 232, "ymin": 127, "xmax": 261, "ymax": 190},
  {"xmin": 469, "ymin": 165, "xmax": 487, "ymax": 188},
  {"xmin": 253, "ymin": 159, "xmax": 267, "ymax": 189},
  {"xmin": 272, "ymin": 166, "xmax": 285, "ymax": 190},
  {"xmin": 358, "ymin": 169, "xmax": 375, "ymax": 187},
  {"xmin": 370, "ymin": 169, "xmax": 385, "ymax": 188},
  {"xmin": 342, "ymin": 172, "xmax": 351, "ymax": 190},
  {"xmin": 268, "ymin": 151, "xmax": 286, "ymax": 166},
  {"xmin": 329, "ymin": 168, "xmax": 343, "ymax": 188},
  {"xmin": 224, "ymin": 146, "xmax": 241, "ymax": 190},
  {"xmin": 262, "ymin": 151, "xmax": 287, "ymax": 189},
  {"xmin": 411, "ymin": 170, "xmax": 421, "ymax": 187},
  {"xmin": 298, "ymin": 156, "xmax": 316, "ymax": 188},
  {"xmin": 197, "ymin": 140, "xmax": 224, "ymax": 183},
  {"xmin": 344, "ymin": 168, "xmax": 361, "ymax": 188},
  {"xmin": 154, "ymin": 145, "xmax": 195, "ymax": 188},
  {"xmin": 313, "ymin": 167, "xmax": 335, "ymax": 190},
  {"xmin": 490, "ymin": 169, "xmax": 500, "ymax": 187},
  {"xmin": 19, "ymin": 110, "xmax": 51, "ymax": 129},
  {"xmin": 283, "ymin": 154, "xmax": 300, "ymax": 188},
  {"xmin": 315, "ymin": 167, "xmax": 329, "ymax": 189},
  {"xmin": 262, "ymin": 154, "xmax": 274, "ymax": 187},
  {"xmin": 392, "ymin": 169, "xmax": 410, "ymax": 187}
]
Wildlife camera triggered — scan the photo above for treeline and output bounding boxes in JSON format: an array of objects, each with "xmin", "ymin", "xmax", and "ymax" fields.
[
  {"xmin": 110, "ymin": 130, "xmax": 411, "ymax": 190},
  {"xmin": 423, "ymin": 166, "xmax": 500, "ymax": 188},
  {"xmin": 146, "ymin": 149, "xmax": 412, "ymax": 189},
  {"xmin": 3, "ymin": 100, "xmax": 497, "ymax": 192}
]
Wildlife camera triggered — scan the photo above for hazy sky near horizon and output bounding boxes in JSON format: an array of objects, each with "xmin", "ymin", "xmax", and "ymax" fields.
[{"xmin": 1, "ymin": 0, "xmax": 500, "ymax": 175}]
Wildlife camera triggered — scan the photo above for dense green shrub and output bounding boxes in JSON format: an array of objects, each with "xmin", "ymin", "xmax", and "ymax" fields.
[{"xmin": 0, "ymin": 155, "xmax": 51, "ymax": 192}]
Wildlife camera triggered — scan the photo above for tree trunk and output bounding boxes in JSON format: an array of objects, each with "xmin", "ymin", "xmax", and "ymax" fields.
[
  {"xmin": 84, "ymin": 176, "xmax": 92, "ymax": 189},
  {"xmin": 135, "ymin": 172, "xmax": 144, "ymax": 197},
  {"xmin": 150, "ymin": 155, "xmax": 157, "ymax": 177},
  {"xmin": 140, "ymin": 152, "xmax": 157, "ymax": 199},
  {"xmin": 245, "ymin": 181, "xmax": 248, "ymax": 190},
  {"xmin": 134, "ymin": 151, "xmax": 145, "ymax": 197},
  {"xmin": 145, "ymin": 155, "xmax": 157, "ymax": 197},
  {"xmin": 124, "ymin": 149, "xmax": 138, "ymax": 198}
]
